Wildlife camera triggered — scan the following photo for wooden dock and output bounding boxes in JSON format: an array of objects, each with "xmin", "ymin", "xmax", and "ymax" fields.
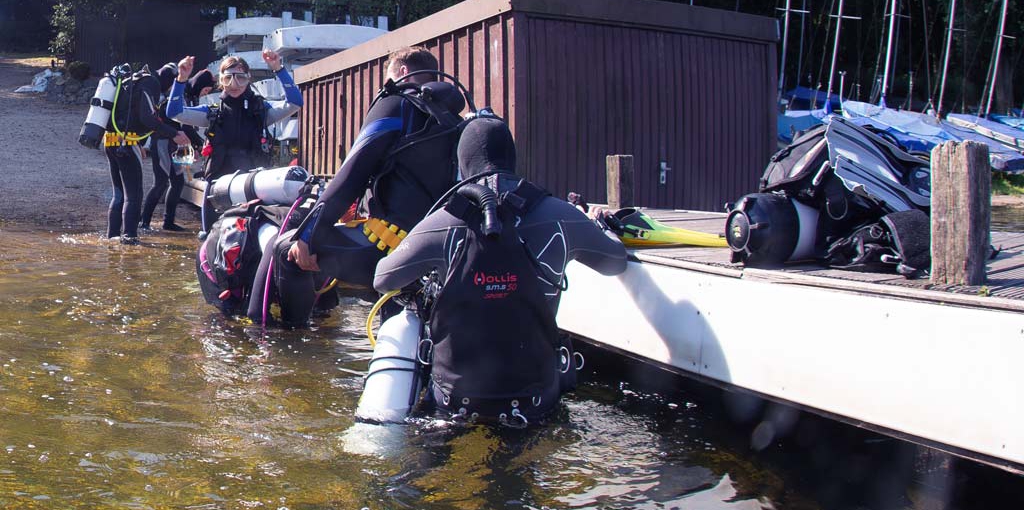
[{"xmin": 556, "ymin": 208, "xmax": 1024, "ymax": 474}]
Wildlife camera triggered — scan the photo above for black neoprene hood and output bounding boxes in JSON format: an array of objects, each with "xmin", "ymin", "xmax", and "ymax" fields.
[{"xmin": 457, "ymin": 117, "xmax": 516, "ymax": 178}]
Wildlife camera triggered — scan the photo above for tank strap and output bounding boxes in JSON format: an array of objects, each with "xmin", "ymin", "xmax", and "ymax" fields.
[
  {"xmin": 243, "ymin": 170, "xmax": 259, "ymax": 203},
  {"xmin": 362, "ymin": 217, "xmax": 408, "ymax": 254},
  {"xmin": 91, "ymin": 97, "xmax": 113, "ymax": 109}
]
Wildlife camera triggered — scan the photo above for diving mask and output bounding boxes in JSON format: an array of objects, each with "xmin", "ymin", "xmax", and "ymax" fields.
[{"xmin": 219, "ymin": 72, "xmax": 251, "ymax": 86}]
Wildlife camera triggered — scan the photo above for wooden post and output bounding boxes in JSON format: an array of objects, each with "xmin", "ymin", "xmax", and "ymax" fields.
[
  {"xmin": 606, "ymin": 155, "xmax": 635, "ymax": 209},
  {"xmin": 930, "ymin": 141, "xmax": 990, "ymax": 286}
]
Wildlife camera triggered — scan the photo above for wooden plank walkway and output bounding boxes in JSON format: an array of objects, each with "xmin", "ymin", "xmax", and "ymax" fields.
[{"xmin": 633, "ymin": 209, "xmax": 1024, "ymax": 310}]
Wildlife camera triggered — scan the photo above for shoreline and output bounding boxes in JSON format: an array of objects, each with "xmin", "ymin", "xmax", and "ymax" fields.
[{"xmin": 1, "ymin": 54, "xmax": 1022, "ymax": 228}]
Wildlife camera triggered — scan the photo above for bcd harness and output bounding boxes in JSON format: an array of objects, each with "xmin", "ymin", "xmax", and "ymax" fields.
[
  {"xmin": 422, "ymin": 178, "xmax": 574, "ymax": 423},
  {"xmin": 202, "ymin": 93, "xmax": 272, "ymax": 175},
  {"xmin": 105, "ymin": 69, "xmax": 155, "ymax": 147}
]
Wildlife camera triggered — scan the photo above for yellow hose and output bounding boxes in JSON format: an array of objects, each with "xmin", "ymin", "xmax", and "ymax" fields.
[
  {"xmin": 365, "ymin": 289, "xmax": 400, "ymax": 348},
  {"xmin": 110, "ymin": 77, "xmax": 153, "ymax": 142}
]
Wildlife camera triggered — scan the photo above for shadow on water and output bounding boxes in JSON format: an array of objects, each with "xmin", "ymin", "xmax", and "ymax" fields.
[{"xmin": 0, "ymin": 224, "xmax": 1022, "ymax": 508}]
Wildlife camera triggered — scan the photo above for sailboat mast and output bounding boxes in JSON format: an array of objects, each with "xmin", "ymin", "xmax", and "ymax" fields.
[
  {"xmin": 778, "ymin": 0, "xmax": 791, "ymax": 101},
  {"xmin": 984, "ymin": 0, "xmax": 1009, "ymax": 116},
  {"xmin": 825, "ymin": 0, "xmax": 858, "ymax": 112},
  {"xmin": 936, "ymin": 0, "xmax": 957, "ymax": 117},
  {"xmin": 880, "ymin": 0, "xmax": 898, "ymax": 108}
]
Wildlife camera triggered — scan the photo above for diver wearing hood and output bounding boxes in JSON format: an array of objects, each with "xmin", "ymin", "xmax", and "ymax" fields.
[
  {"xmin": 372, "ymin": 117, "xmax": 628, "ymax": 422},
  {"xmin": 140, "ymin": 62, "xmax": 203, "ymax": 232},
  {"xmin": 166, "ymin": 50, "xmax": 302, "ymax": 235},
  {"xmin": 246, "ymin": 46, "xmax": 466, "ymax": 328}
]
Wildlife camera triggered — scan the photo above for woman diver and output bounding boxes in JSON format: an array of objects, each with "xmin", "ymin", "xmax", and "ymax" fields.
[{"xmin": 166, "ymin": 50, "xmax": 303, "ymax": 237}]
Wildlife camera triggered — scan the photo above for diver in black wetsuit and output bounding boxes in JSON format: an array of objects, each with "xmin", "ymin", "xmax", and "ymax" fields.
[
  {"xmin": 373, "ymin": 117, "xmax": 628, "ymax": 422},
  {"xmin": 247, "ymin": 46, "xmax": 464, "ymax": 327},
  {"xmin": 140, "ymin": 63, "xmax": 204, "ymax": 232},
  {"xmin": 104, "ymin": 64, "xmax": 181, "ymax": 244}
]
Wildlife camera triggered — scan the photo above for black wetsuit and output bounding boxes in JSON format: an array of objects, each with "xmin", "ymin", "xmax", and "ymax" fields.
[
  {"xmin": 105, "ymin": 72, "xmax": 178, "ymax": 240},
  {"xmin": 141, "ymin": 109, "xmax": 201, "ymax": 229},
  {"xmin": 167, "ymin": 68, "xmax": 302, "ymax": 232},
  {"xmin": 373, "ymin": 175, "xmax": 628, "ymax": 420},
  {"xmin": 247, "ymin": 83, "xmax": 464, "ymax": 326}
]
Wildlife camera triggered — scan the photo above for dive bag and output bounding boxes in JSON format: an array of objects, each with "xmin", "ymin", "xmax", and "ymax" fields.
[{"xmin": 726, "ymin": 117, "xmax": 931, "ymax": 274}]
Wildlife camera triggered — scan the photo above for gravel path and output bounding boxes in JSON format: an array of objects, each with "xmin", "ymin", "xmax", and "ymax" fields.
[{"xmin": 0, "ymin": 56, "xmax": 199, "ymax": 232}]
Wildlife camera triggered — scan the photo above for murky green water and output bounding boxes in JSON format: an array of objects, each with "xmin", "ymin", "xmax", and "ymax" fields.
[{"xmin": 0, "ymin": 223, "xmax": 1021, "ymax": 509}]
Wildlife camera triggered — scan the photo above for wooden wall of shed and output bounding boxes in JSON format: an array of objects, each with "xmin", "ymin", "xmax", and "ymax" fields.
[
  {"xmin": 299, "ymin": 12, "xmax": 517, "ymax": 179},
  {"xmin": 518, "ymin": 15, "xmax": 777, "ymax": 211},
  {"xmin": 297, "ymin": 0, "xmax": 776, "ymax": 212}
]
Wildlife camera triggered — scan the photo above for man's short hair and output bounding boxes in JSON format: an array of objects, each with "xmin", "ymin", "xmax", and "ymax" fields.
[{"xmin": 385, "ymin": 46, "xmax": 439, "ymax": 74}]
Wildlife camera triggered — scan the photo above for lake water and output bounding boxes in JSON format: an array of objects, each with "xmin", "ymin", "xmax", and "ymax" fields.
[{"xmin": 0, "ymin": 223, "xmax": 1021, "ymax": 509}]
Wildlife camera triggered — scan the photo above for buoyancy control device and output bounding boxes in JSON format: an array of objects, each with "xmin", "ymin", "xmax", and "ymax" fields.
[
  {"xmin": 197, "ymin": 176, "xmax": 322, "ymax": 316},
  {"xmin": 79, "ymin": 64, "xmax": 147, "ymax": 149},
  {"xmin": 208, "ymin": 165, "xmax": 310, "ymax": 213},
  {"xmin": 725, "ymin": 117, "xmax": 932, "ymax": 273},
  {"xmin": 429, "ymin": 178, "xmax": 568, "ymax": 424},
  {"xmin": 362, "ymin": 71, "xmax": 486, "ymax": 230}
]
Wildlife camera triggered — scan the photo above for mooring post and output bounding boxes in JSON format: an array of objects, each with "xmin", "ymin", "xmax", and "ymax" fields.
[
  {"xmin": 930, "ymin": 141, "xmax": 990, "ymax": 286},
  {"xmin": 606, "ymin": 155, "xmax": 635, "ymax": 209}
]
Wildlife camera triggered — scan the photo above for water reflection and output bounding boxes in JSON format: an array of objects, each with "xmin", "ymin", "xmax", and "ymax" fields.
[{"xmin": 0, "ymin": 225, "xmax": 1022, "ymax": 508}]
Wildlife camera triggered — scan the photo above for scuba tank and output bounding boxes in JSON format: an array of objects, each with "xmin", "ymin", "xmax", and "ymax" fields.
[
  {"xmin": 79, "ymin": 64, "xmax": 131, "ymax": 149},
  {"xmin": 209, "ymin": 165, "xmax": 310, "ymax": 212},
  {"xmin": 355, "ymin": 309, "xmax": 423, "ymax": 423},
  {"xmin": 725, "ymin": 193, "xmax": 820, "ymax": 266}
]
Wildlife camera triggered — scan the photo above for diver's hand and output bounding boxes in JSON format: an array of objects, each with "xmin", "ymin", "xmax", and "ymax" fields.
[
  {"xmin": 588, "ymin": 206, "xmax": 611, "ymax": 221},
  {"xmin": 262, "ymin": 49, "xmax": 283, "ymax": 72},
  {"xmin": 288, "ymin": 240, "xmax": 320, "ymax": 271},
  {"xmin": 172, "ymin": 131, "xmax": 190, "ymax": 146},
  {"xmin": 176, "ymin": 56, "xmax": 194, "ymax": 82}
]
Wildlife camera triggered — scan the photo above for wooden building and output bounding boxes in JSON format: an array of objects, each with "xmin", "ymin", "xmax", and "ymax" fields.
[
  {"xmin": 295, "ymin": 0, "xmax": 778, "ymax": 211},
  {"xmin": 73, "ymin": 1, "xmax": 218, "ymax": 76}
]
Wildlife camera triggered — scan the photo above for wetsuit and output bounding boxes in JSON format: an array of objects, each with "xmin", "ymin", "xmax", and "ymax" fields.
[
  {"xmin": 166, "ymin": 68, "xmax": 302, "ymax": 232},
  {"xmin": 105, "ymin": 72, "xmax": 178, "ymax": 241},
  {"xmin": 373, "ymin": 174, "xmax": 628, "ymax": 420},
  {"xmin": 246, "ymin": 82, "xmax": 464, "ymax": 327}
]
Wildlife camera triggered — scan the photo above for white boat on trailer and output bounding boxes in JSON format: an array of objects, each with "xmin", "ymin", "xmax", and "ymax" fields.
[
  {"xmin": 556, "ymin": 209, "xmax": 1024, "ymax": 474},
  {"xmin": 213, "ymin": 15, "xmax": 311, "ymax": 54},
  {"xmin": 263, "ymin": 24, "xmax": 388, "ymax": 67}
]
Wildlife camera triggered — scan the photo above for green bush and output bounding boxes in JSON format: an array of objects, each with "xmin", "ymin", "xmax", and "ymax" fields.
[{"xmin": 65, "ymin": 61, "xmax": 90, "ymax": 81}]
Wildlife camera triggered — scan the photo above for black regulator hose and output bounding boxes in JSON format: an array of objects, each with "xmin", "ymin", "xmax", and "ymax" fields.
[{"xmin": 456, "ymin": 183, "xmax": 501, "ymax": 237}]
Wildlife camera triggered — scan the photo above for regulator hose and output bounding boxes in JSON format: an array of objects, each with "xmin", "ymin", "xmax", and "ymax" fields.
[
  {"xmin": 454, "ymin": 183, "xmax": 502, "ymax": 237},
  {"xmin": 366, "ymin": 289, "xmax": 401, "ymax": 348}
]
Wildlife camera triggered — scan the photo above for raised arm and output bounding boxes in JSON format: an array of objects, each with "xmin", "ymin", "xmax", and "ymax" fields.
[
  {"xmin": 262, "ymin": 49, "xmax": 303, "ymax": 125},
  {"xmin": 166, "ymin": 55, "xmax": 211, "ymax": 127}
]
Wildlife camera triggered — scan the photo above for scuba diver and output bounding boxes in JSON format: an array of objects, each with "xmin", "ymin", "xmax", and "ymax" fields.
[
  {"xmin": 166, "ymin": 50, "xmax": 302, "ymax": 236},
  {"xmin": 246, "ymin": 46, "xmax": 467, "ymax": 327},
  {"xmin": 101, "ymin": 64, "xmax": 183, "ymax": 245},
  {"xmin": 371, "ymin": 117, "xmax": 628, "ymax": 424},
  {"xmin": 140, "ymin": 62, "xmax": 205, "ymax": 232}
]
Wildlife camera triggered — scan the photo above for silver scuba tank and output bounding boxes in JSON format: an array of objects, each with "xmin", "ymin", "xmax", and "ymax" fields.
[
  {"xmin": 355, "ymin": 309, "xmax": 423, "ymax": 423},
  {"xmin": 209, "ymin": 165, "xmax": 310, "ymax": 212},
  {"xmin": 78, "ymin": 74, "xmax": 119, "ymax": 149}
]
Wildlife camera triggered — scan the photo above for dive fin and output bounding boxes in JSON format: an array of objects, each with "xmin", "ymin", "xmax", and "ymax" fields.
[{"xmin": 609, "ymin": 208, "xmax": 728, "ymax": 248}]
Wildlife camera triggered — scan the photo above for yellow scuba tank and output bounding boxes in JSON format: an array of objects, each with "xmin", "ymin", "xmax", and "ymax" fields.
[{"xmin": 608, "ymin": 208, "xmax": 728, "ymax": 248}]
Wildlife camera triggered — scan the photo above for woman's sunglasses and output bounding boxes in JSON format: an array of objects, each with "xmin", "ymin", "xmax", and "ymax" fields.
[{"xmin": 219, "ymin": 72, "xmax": 250, "ymax": 86}]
